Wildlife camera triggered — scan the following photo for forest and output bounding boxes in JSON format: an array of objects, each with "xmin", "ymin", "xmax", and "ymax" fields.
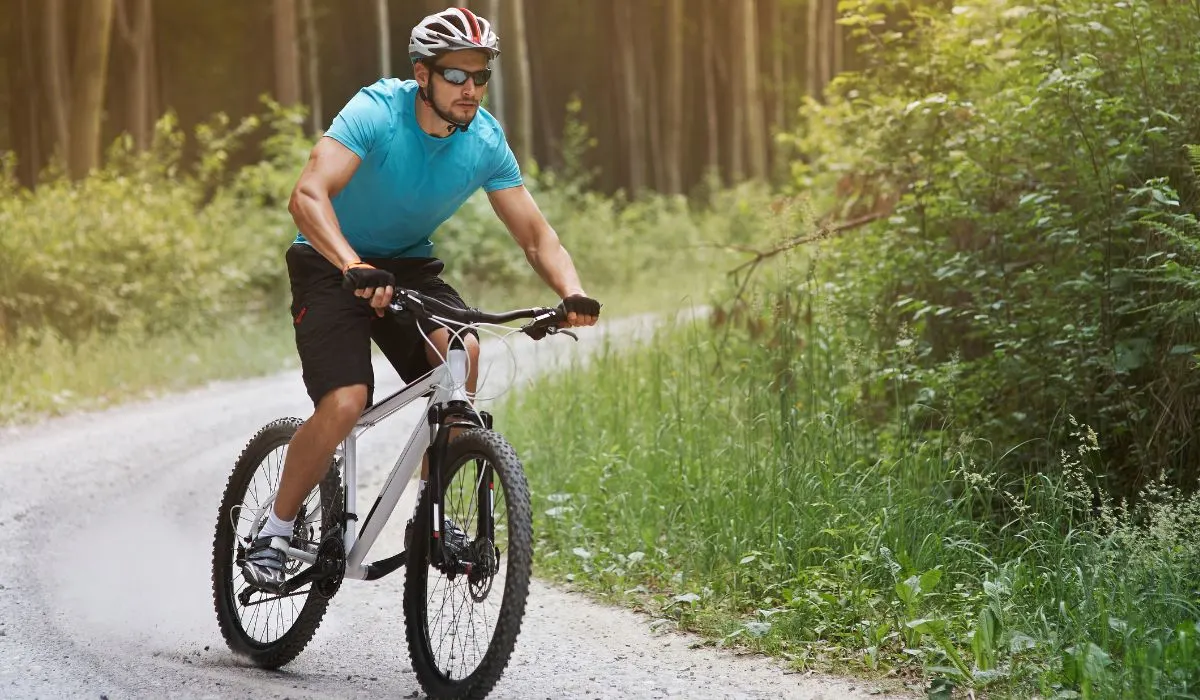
[
  {"xmin": 1, "ymin": 0, "xmax": 845, "ymax": 194},
  {"xmin": 4, "ymin": 1, "xmax": 1200, "ymax": 697}
]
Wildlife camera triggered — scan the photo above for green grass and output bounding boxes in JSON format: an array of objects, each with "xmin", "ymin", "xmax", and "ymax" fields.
[
  {"xmin": 0, "ymin": 313, "xmax": 298, "ymax": 424},
  {"xmin": 504, "ymin": 275, "xmax": 1200, "ymax": 699}
]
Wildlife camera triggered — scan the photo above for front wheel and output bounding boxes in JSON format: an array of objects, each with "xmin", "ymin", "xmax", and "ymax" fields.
[{"xmin": 404, "ymin": 429, "xmax": 533, "ymax": 700}]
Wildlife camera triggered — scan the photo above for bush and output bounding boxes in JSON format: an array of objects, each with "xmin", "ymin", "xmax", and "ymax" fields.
[{"xmin": 785, "ymin": 0, "xmax": 1200, "ymax": 493}]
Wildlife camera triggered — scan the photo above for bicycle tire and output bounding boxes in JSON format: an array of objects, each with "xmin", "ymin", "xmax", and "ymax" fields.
[
  {"xmin": 404, "ymin": 428, "xmax": 533, "ymax": 700},
  {"xmin": 211, "ymin": 417, "xmax": 343, "ymax": 669}
]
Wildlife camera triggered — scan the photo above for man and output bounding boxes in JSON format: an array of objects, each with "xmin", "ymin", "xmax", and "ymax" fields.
[{"xmin": 242, "ymin": 7, "xmax": 600, "ymax": 591}]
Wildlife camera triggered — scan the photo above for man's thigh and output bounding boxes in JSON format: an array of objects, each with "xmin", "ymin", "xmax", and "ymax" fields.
[
  {"xmin": 369, "ymin": 263, "xmax": 478, "ymax": 384},
  {"xmin": 287, "ymin": 244, "xmax": 376, "ymax": 407}
]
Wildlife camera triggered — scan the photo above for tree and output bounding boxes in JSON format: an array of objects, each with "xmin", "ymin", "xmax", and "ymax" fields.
[
  {"xmin": 114, "ymin": 0, "xmax": 157, "ymax": 151},
  {"xmin": 612, "ymin": 0, "xmax": 646, "ymax": 193},
  {"xmin": 377, "ymin": 0, "xmax": 392, "ymax": 78},
  {"xmin": 274, "ymin": 0, "xmax": 301, "ymax": 105},
  {"xmin": 503, "ymin": 0, "xmax": 534, "ymax": 168},
  {"xmin": 7, "ymin": 0, "xmax": 43, "ymax": 185},
  {"xmin": 484, "ymin": 0, "xmax": 505, "ymax": 127},
  {"xmin": 701, "ymin": 4, "xmax": 722, "ymax": 186},
  {"xmin": 663, "ymin": 0, "xmax": 685, "ymax": 195},
  {"xmin": 301, "ymin": 0, "xmax": 323, "ymax": 132},
  {"xmin": 740, "ymin": 0, "xmax": 769, "ymax": 180},
  {"xmin": 57, "ymin": 0, "xmax": 117, "ymax": 179},
  {"xmin": 728, "ymin": 2, "xmax": 745, "ymax": 182}
]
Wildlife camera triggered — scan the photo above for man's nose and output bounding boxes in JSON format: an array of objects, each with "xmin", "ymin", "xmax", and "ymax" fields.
[{"xmin": 461, "ymin": 80, "xmax": 477, "ymax": 99}]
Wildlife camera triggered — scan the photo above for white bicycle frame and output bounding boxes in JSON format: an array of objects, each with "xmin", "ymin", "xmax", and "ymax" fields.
[
  {"xmin": 262, "ymin": 345, "xmax": 474, "ymax": 582},
  {"xmin": 341, "ymin": 345, "xmax": 472, "ymax": 580}
]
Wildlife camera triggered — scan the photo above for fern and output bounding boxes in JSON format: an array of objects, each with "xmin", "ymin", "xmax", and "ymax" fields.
[{"xmin": 1188, "ymin": 144, "xmax": 1200, "ymax": 179}]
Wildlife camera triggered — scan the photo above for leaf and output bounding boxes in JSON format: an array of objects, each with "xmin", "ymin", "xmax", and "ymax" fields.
[
  {"xmin": 572, "ymin": 547, "xmax": 592, "ymax": 559},
  {"xmin": 626, "ymin": 551, "xmax": 645, "ymax": 564},
  {"xmin": 906, "ymin": 618, "xmax": 946, "ymax": 636},
  {"xmin": 744, "ymin": 621, "xmax": 772, "ymax": 637},
  {"xmin": 739, "ymin": 554, "xmax": 758, "ymax": 565},
  {"xmin": 1008, "ymin": 632, "xmax": 1038, "ymax": 652},
  {"xmin": 673, "ymin": 592, "xmax": 701, "ymax": 604},
  {"xmin": 919, "ymin": 569, "xmax": 943, "ymax": 593}
]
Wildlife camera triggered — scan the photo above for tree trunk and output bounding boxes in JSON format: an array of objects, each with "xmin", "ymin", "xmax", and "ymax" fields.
[
  {"xmin": 742, "ymin": 0, "xmax": 768, "ymax": 180},
  {"xmin": 614, "ymin": 0, "xmax": 646, "ymax": 193},
  {"xmin": 701, "ymin": 4, "xmax": 722, "ymax": 187},
  {"xmin": 806, "ymin": 0, "xmax": 819, "ymax": 98},
  {"xmin": 9, "ymin": 0, "xmax": 43, "ymax": 185},
  {"xmin": 114, "ymin": 0, "xmax": 154, "ymax": 151},
  {"xmin": 728, "ymin": 1, "xmax": 745, "ymax": 182},
  {"xmin": 663, "ymin": 0, "xmax": 685, "ymax": 194},
  {"xmin": 67, "ymin": 0, "xmax": 116, "ymax": 179},
  {"xmin": 771, "ymin": 0, "xmax": 786, "ymax": 131},
  {"xmin": 635, "ymin": 3, "xmax": 665, "ymax": 191},
  {"xmin": 484, "ymin": 0, "xmax": 505, "ymax": 127},
  {"xmin": 503, "ymin": 0, "xmax": 534, "ymax": 168},
  {"xmin": 301, "ymin": 0, "xmax": 323, "ymax": 132},
  {"xmin": 377, "ymin": 0, "xmax": 392, "ymax": 78},
  {"xmin": 273, "ymin": 0, "xmax": 302, "ymax": 105},
  {"xmin": 42, "ymin": 0, "xmax": 71, "ymax": 161},
  {"xmin": 831, "ymin": 0, "xmax": 844, "ymax": 78}
]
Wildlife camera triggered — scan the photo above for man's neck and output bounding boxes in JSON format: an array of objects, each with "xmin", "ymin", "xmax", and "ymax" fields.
[{"xmin": 414, "ymin": 91, "xmax": 454, "ymax": 138}]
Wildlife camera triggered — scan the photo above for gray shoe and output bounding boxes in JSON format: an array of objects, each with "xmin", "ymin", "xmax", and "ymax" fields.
[
  {"xmin": 405, "ymin": 516, "xmax": 470, "ymax": 556},
  {"xmin": 242, "ymin": 536, "xmax": 289, "ymax": 593}
]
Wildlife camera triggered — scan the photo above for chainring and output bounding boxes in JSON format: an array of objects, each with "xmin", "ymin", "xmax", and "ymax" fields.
[{"xmin": 314, "ymin": 534, "xmax": 345, "ymax": 599}]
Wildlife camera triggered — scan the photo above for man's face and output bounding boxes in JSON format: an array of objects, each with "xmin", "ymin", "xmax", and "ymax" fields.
[{"xmin": 418, "ymin": 49, "xmax": 490, "ymax": 125}]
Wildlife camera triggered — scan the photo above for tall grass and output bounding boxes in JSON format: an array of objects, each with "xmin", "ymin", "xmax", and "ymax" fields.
[{"xmin": 507, "ymin": 264, "xmax": 1200, "ymax": 698}]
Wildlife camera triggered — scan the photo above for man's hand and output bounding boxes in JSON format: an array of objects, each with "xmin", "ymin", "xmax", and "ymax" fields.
[
  {"xmin": 342, "ymin": 262, "xmax": 396, "ymax": 317},
  {"xmin": 560, "ymin": 294, "xmax": 601, "ymax": 328}
]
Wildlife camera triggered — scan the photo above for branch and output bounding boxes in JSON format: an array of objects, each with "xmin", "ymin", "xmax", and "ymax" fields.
[{"xmin": 727, "ymin": 210, "xmax": 888, "ymax": 277}]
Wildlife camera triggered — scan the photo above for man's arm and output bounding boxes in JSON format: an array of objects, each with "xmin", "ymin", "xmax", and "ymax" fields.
[
  {"xmin": 487, "ymin": 185, "xmax": 598, "ymax": 327},
  {"xmin": 289, "ymin": 137, "xmax": 394, "ymax": 314},
  {"xmin": 288, "ymin": 137, "xmax": 363, "ymax": 271}
]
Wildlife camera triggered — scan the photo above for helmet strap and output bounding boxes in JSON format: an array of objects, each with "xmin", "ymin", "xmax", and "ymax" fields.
[{"xmin": 418, "ymin": 77, "xmax": 473, "ymax": 135}]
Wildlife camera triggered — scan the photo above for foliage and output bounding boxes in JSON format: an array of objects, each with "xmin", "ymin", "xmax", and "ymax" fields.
[
  {"xmin": 0, "ymin": 96, "xmax": 773, "ymax": 421},
  {"xmin": 784, "ymin": 0, "xmax": 1200, "ymax": 493},
  {"xmin": 507, "ymin": 264, "xmax": 1200, "ymax": 698}
]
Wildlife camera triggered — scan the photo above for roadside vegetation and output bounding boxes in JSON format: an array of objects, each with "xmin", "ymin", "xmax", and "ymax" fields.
[
  {"xmin": 0, "ymin": 103, "xmax": 763, "ymax": 423},
  {"xmin": 509, "ymin": 1, "xmax": 1200, "ymax": 698}
]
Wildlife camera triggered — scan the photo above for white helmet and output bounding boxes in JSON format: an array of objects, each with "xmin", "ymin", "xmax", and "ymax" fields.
[{"xmin": 409, "ymin": 8, "xmax": 500, "ymax": 64}]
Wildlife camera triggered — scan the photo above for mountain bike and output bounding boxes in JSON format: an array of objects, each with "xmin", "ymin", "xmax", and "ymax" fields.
[{"xmin": 211, "ymin": 288, "xmax": 576, "ymax": 700}]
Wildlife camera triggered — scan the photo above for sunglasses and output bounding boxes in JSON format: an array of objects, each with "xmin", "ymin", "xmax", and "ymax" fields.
[{"xmin": 429, "ymin": 64, "xmax": 493, "ymax": 87}]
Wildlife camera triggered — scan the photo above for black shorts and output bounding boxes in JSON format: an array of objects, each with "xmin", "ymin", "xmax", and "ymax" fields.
[{"xmin": 285, "ymin": 243, "xmax": 476, "ymax": 408}]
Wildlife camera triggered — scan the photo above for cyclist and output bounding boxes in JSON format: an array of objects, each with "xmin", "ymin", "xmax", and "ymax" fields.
[{"xmin": 243, "ymin": 7, "xmax": 601, "ymax": 591}]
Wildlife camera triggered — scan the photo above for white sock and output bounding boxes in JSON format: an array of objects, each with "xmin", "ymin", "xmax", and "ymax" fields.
[{"xmin": 259, "ymin": 509, "xmax": 295, "ymax": 540}]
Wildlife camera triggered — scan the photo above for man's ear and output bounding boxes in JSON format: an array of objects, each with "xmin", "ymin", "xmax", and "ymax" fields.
[{"xmin": 413, "ymin": 61, "xmax": 429, "ymax": 88}]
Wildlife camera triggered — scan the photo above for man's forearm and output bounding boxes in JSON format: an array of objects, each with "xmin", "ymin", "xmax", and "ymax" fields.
[{"xmin": 524, "ymin": 231, "xmax": 586, "ymax": 298}]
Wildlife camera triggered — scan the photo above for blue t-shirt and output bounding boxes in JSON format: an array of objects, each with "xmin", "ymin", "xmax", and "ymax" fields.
[{"xmin": 295, "ymin": 78, "xmax": 523, "ymax": 258}]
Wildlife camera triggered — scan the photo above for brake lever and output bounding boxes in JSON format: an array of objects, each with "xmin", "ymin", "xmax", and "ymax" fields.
[{"xmin": 546, "ymin": 326, "xmax": 579, "ymax": 342}]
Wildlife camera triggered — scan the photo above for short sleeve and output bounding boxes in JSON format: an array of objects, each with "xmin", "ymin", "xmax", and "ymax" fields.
[
  {"xmin": 324, "ymin": 81, "xmax": 393, "ymax": 159},
  {"xmin": 484, "ymin": 141, "xmax": 524, "ymax": 192}
]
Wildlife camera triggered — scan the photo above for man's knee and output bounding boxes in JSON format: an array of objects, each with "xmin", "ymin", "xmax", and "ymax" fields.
[
  {"xmin": 427, "ymin": 330, "xmax": 479, "ymax": 365},
  {"xmin": 315, "ymin": 384, "xmax": 369, "ymax": 427}
]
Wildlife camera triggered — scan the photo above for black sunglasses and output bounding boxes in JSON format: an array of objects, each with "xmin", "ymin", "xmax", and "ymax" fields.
[{"xmin": 429, "ymin": 64, "xmax": 493, "ymax": 87}]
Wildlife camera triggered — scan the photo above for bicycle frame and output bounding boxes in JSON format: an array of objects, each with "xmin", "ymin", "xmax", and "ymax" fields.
[{"xmin": 326, "ymin": 345, "xmax": 473, "ymax": 581}]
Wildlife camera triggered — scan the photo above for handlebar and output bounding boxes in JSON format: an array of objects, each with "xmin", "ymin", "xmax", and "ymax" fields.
[{"xmin": 387, "ymin": 288, "xmax": 576, "ymax": 340}]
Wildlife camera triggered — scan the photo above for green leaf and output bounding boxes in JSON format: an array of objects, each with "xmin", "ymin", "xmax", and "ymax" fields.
[{"xmin": 906, "ymin": 618, "xmax": 946, "ymax": 636}]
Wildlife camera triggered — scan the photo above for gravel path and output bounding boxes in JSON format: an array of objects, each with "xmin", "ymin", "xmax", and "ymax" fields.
[{"xmin": 0, "ymin": 313, "xmax": 915, "ymax": 699}]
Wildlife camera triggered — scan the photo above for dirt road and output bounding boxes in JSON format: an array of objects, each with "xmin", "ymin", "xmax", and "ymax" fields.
[{"xmin": 0, "ymin": 315, "xmax": 912, "ymax": 699}]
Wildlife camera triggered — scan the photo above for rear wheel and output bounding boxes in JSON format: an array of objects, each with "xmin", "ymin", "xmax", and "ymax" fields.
[
  {"xmin": 404, "ymin": 428, "xmax": 533, "ymax": 699},
  {"xmin": 211, "ymin": 417, "xmax": 343, "ymax": 669}
]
